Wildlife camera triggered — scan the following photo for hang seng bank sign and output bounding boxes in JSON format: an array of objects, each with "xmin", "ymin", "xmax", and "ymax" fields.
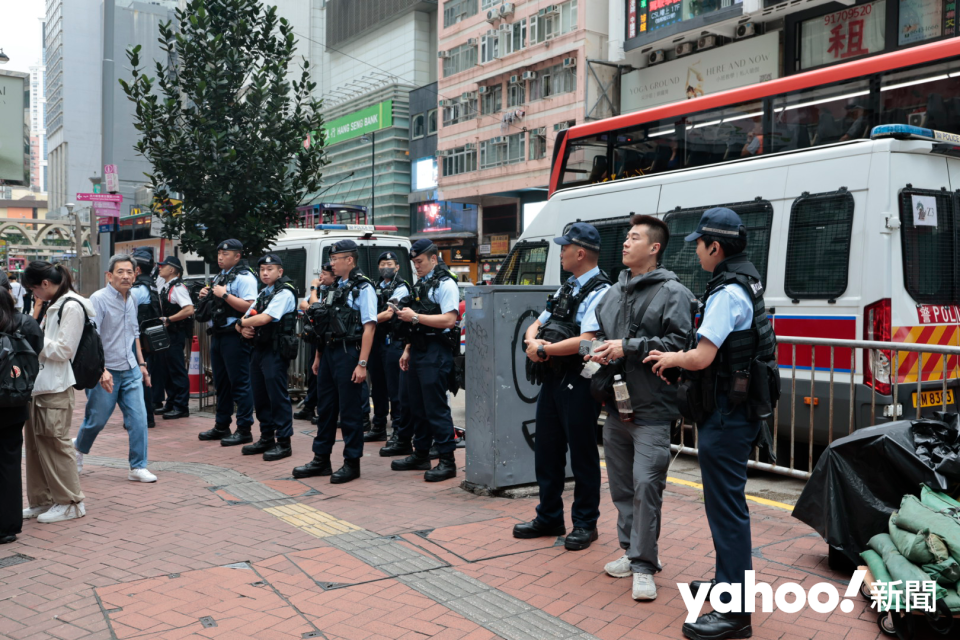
[
  {"xmin": 322, "ymin": 100, "xmax": 394, "ymax": 146},
  {"xmin": 622, "ymin": 32, "xmax": 779, "ymax": 113}
]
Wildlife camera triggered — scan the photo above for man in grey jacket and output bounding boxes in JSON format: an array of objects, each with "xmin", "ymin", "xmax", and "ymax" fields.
[{"xmin": 590, "ymin": 214, "xmax": 695, "ymax": 601}]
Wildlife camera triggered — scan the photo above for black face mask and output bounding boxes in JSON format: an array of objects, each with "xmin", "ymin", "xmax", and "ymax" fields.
[{"xmin": 379, "ymin": 267, "xmax": 396, "ymax": 280}]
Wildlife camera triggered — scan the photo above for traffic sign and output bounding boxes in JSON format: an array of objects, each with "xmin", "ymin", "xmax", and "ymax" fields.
[
  {"xmin": 77, "ymin": 193, "xmax": 123, "ymax": 203},
  {"xmin": 104, "ymin": 165, "xmax": 119, "ymax": 193}
]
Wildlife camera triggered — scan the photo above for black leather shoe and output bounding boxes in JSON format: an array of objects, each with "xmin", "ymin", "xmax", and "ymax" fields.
[
  {"xmin": 263, "ymin": 438, "xmax": 292, "ymax": 462},
  {"xmin": 512, "ymin": 520, "xmax": 566, "ymax": 539},
  {"xmin": 293, "ymin": 408, "xmax": 315, "ymax": 420},
  {"xmin": 311, "ymin": 416, "xmax": 318, "ymax": 425},
  {"xmin": 293, "ymin": 454, "xmax": 331, "ymax": 478},
  {"xmin": 0, "ymin": 534, "xmax": 17, "ymax": 544},
  {"xmin": 564, "ymin": 527, "xmax": 599, "ymax": 551},
  {"xmin": 162, "ymin": 410, "xmax": 189, "ymax": 420},
  {"xmin": 220, "ymin": 431, "xmax": 253, "ymax": 446},
  {"xmin": 363, "ymin": 426, "xmax": 387, "ymax": 443},
  {"xmin": 380, "ymin": 437, "xmax": 413, "ymax": 457},
  {"xmin": 154, "ymin": 406, "xmax": 170, "ymax": 415},
  {"xmin": 199, "ymin": 425, "xmax": 231, "ymax": 441},
  {"xmin": 682, "ymin": 611, "xmax": 752, "ymax": 640},
  {"xmin": 424, "ymin": 454, "xmax": 457, "ymax": 482},
  {"xmin": 242, "ymin": 437, "xmax": 276, "ymax": 455},
  {"xmin": 391, "ymin": 450, "xmax": 431, "ymax": 471},
  {"xmin": 147, "ymin": 421, "xmax": 155, "ymax": 429},
  {"xmin": 331, "ymin": 459, "xmax": 360, "ymax": 484},
  {"xmin": 690, "ymin": 579, "xmax": 717, "ymax": 598}
]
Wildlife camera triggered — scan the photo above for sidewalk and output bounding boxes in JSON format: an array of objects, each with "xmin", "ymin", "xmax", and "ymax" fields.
[{"xmin": 0, "ymin": 398, "xmax": 895, "ymax": 640}]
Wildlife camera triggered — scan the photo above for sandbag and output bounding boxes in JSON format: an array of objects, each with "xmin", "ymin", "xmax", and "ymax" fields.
[
  {"xmin": 923, "ymin": 555, "xmax": 960, "ymax": 586},
  {"xmin": 921, "ymin": 484, "xmax": 960, "ymax": 512},
  {"xmin": 861, "ymin": 549, "xmax": 893, "ymax": 584},
  {"xmin": 898, "ymin": 495, "xmax": 960, "ymax": 564},
  {"xmin": 888, "ymin": 515, "xmax": 936, "ymax": 564},
  {"xmin": 868, "ymin": 533, "xmax": 949, "ymax": 603}
]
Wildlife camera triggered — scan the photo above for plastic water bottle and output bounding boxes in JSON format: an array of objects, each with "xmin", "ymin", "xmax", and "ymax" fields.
[{"xmin": 613, "ymin": 374, "xmax": 634, "ymax": 422}]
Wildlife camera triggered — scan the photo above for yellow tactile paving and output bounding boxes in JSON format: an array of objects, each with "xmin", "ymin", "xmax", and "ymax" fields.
[{"xmin": 263, "ymin": 502, "xmax": 363, "ymax": 538}]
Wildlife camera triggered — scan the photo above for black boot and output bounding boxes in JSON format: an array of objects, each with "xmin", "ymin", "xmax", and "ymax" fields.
[
  {"xmin": 391, "ymin": 450, "xmax": 431, "ymax": 471},
  {"xmin": 380, "ymin": 436, "xmax": 413, "ymax": 457},
  {"xmin": 241, "ymin": 437, "xmax": 276, "ymax": 456},
  {"xmin": 363, "ymin": 424, "xmax": 387, "ymax": 443},
  {"xmin": 199, "ymin": 424, "xmax": 231, "ymax": 441},
  {"xmin": 221, "ymin": 430, "xmax": 253, "ymax": 446},
  {"xmin": 311, "ymin": 415, "xmax": 318, "ymax": 425},
  {"xmin": 428, "ymin": 445, "xmax": 439, "ymax": 460},
  {"xmin": 690, "ymin": 579, "xmax": 717, "ymax": 598},
  {"xmin": 682, "ymin": 611, "xmax": 752, "ymax": 640},
  {"xmin": 331, "ymin": 458, "xmax": 360, "ymax": 484},
  {"xmin": 424, "ymin": 453, "xmax": 457, "ymax": 482},
  {"xmin": 293, "ymin": 407, "xmax": 315, "ymax": 420},
  {"xmin": 361, "ymin": 413, "xmax": 371, "ymax": 433},
  {"xmin": 263, "ymin": 438, "xmax": 292, "ymax": 461},
  {"xmin": 293, "ymin": 454, "xmax": 332, "ymax": 478}
]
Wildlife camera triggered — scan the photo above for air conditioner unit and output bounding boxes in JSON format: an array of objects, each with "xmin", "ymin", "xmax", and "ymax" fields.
[
  {"xmin": 499, "ymin": 3, "xmax": 515, "ymax": 17},
  {"xmin": 466, "ymin": 37, "xmax": 478, "ymax": 46},
  {"xmin": 491, "ymin": 136, "xmax": 506, "ymax": 145},
  {"xmin": 648, "ymin": 50, "xmax": 666, "ymax": 65},
  {"xmin": 478, "ymin": 86, "xmax": 490, "ymax": 95},
  {"xmin": 438, "ymin": 99, "xmax": 452, "ymax": 107},
  {"xmin": 546, "ymin": 4, "xmax": 559, "ymax": 14},
  {"xmin": 486, "ymin": 9, "xmax": 498, "ymax": 22},
  {"xmin": 436, "ymin": 149, "xmax": 451, "ymax": 157},
  {"xmin": 735, "ymin": 22, "xmax": 757, "ymax": 39},
  {"xmin": 697, "ymin": 34, "xmax": 719, "ymax": 51},
  {"xmin": 486, "ymin": 29, "xmax": 497, "ymax": 37},
  {"xmin": 462, "ymin": 91, "xmax": 477, "ymax": 100},
  {"xmin": 438, "ymin": 50, "xmax": 449, "ymax": 59},
  {"xmin": 563, "ymin": 57, "xmax": 576, "ymax": 68},
  {"xmin": 522, "ymin": 70, "xmax": 537, "ymax": 80},
  {"xmin": 675, "ymin": 42, "xmax": 694, "ymax": 57},
  {"xmin": 499, "ymin": 23, "xmax": 512, "ymax": 34},
  {"xmin": 553, "ymin": 120, "xmax": 574, "ymax": 132},
  {"xmin": 509, "ymin": 74, "xmax": 521, "ymax": 84},
  {"xmin": 464, "ymin": 142, "xmax": 477, "ymax": 150}
]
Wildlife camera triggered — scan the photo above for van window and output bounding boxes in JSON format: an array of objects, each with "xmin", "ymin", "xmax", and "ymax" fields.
[
  {"xmin": 784, "ymin": 189, "xmax": 855, "ymax": 300},
  {"xmin": 662, "ymin": 199, "xmax": 773, "ymax": 297},
  {"xmin": 495, "ymin": 240, "xmax": 549, "ymax": 285},
  {"xmin": 321, "ymin": 245, "xmax": 414, "ymax": 286},
  {"xmin": 899, "ymin": 187, "xmax": 957, "ymax": 305},
  {"xmin": 271, "ymin": 248, "xmax": 308, "ymax": 297},
  {"xmin": 559, "ymin": 216, "xmax": 634, "ymax": 283}
]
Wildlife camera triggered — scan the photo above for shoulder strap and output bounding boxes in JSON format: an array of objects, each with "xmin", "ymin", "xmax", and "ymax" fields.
[
  {"xmin": 57, "ymin": 298, "xmax": 88, "ymax": 325},
  {"xmin": 574, "ymin": 272, "xmax": 612, "ymax": 306},
  {"xmin": 626, "ymin": 282, "xmax": 667, "ymax": 339}
]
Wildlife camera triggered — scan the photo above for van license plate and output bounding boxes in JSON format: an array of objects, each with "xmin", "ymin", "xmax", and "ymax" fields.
[{"xmin": 912, "ymin": 389, "xmax": 955, "ymax": 408}]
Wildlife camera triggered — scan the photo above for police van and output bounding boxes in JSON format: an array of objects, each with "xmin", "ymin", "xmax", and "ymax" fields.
[{"xmin": 496, "ymin": 126, "xmax": 960, "ymax": 447}]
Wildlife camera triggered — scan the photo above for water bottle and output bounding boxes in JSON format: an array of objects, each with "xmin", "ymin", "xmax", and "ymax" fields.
[{"xmin": 613, "ymin": 374, "xmax": 634, "ymax": 422}]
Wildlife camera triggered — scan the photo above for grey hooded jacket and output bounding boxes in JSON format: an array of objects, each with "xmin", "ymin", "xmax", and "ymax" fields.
[{"xmin": 594, "ymin": 267, "xmax": 696, "ymax": 420}]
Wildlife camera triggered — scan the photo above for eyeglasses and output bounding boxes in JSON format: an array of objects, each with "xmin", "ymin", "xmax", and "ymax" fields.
[{"xmin": 330, "ymin": 255, "xmax": 351, "ymax": 262}]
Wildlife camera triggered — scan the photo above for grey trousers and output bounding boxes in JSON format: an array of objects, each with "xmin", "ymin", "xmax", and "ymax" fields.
[{"xmin": 603, "ymin": 413, "xmax": 671, "ymax": 575}]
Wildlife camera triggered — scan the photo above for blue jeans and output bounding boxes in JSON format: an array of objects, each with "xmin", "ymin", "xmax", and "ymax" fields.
[{"xmin": 76, "ymin": 367, "xmax": 149, "ymax": 469}]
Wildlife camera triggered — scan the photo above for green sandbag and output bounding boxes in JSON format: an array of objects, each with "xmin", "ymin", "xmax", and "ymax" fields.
[
  {"xmin": 897, "ymin": 495, "xmax": 960, "ymax": 564},
  {"xmin": 923, "ymin": 555, "xmax": 960, "ymax": 586},
  {"xmin": 921, "ymin": 484, "xmax": 960, "ymax": 511},
  {"xmin": 861, "ymin": 549, "xmax": 893, "ymax": 583},
  {"xmin": 868, "ymin": 533, "xmax": 949, "ymax": 602},
  {"xmin": 889, "ymin": 514, "xmax": 936, "ymax": 564}
]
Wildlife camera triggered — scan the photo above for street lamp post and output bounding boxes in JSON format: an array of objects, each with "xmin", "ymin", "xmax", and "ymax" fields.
[{"xmin": 361, "ymin": 132, "xmax": 375, "ymax": 224}]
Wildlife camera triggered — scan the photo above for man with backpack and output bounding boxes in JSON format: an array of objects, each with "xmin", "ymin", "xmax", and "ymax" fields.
[{"xmin": 74, "ymin": 254, "xmax": 157, "ymax": 483}]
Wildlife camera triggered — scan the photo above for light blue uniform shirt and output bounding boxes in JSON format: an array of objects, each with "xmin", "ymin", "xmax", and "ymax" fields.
[
  {"xmin": 697, "ymin": 284, "xmax": 754, "ymax": 348},
  {"xmin": 247, "ymin": 284, "xmax": 296, "ymax": 323},
  {"xmin": 379, "ymin": 279, "xmax": 410, "ymax": 303},
  {"xmin": 218, "ymin": 266, "xmax": 258, "ymax": 327},
  {"xmin": 90, "ymin": 283, "xmax": 140, "ymax": 371},
  {"xmin": 339, "ymin": 275, "xmax": 378, "ymax": 325},
  {"xmin": 537, "ymin": 266, "xmax": 609, "ymax": 333},
  {"xmin": 420, "ymin": 268, "xmax": 459, "ymax": 333},
  {"xmin": 131, "ymin": 282, "xmax": 152, "ymax": 306}
]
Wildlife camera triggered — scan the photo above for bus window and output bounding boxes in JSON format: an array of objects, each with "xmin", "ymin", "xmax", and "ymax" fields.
[
  {"xmin": 559, "ymin": 134, "xmax": 611, "ymax": 190},
  {"xmin": 771, "ymin": 79, "xmax": 871, "ymax": 150},
  {"xmin": 684, "ymin": 101, "xmax": 763, "ymax": 165},
  {"xmin": 899, "ymin": 187, "xmax": 956, "ymax": 305},
  {"xmin": 662, "ymin": 199, "xmax": 774, "ymax": 296},
  {"xmin": 880, "ymin": 62, "xmax": 960, "ymax": 134},
  {"xmin": 495, "ymin": 240, "xmax": 549, "ymax": 285},
  {"xmin": 784, "ymin": 189, "xmax": 855, "ymax": 301}
]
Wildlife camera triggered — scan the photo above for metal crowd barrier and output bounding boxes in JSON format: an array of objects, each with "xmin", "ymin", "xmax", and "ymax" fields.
[{"xmin": 670, "ymin": 337, "xmax": 960, "ymax": 480}]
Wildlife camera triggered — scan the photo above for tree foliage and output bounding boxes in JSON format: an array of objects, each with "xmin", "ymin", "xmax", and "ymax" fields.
[{"xmin": 120, "ymin": 0, "xmax": 326, "ymax": 263}]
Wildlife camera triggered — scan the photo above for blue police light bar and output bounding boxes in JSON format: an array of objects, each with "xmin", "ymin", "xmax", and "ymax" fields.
[
  {"xmin": 314, "ymin": 224, "xmax": 399, "ymax": 232},
  {"xmin": 871, "ymin": 125, "xmax": 960, "ymax": 144}
]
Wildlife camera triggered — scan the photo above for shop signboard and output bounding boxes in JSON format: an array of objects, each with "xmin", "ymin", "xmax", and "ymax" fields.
[
  {"xmin": 490, "ymin": 234, "xmax": 510, "ymax": 255},
  {"xmin": 622, "ymin": 31, "xmax": 779, "ymax": 113},
  {"xmin": 322, "ymin": 100, "xmax": 393, "ymax": 146},
  {"xmin": 104, "ymin": 164, "xmax": 119, "ymax": 193},
  {"xmin": 0, "ymin": 73, "xmax": 28, "ymax": 184},
  {"xmin": 478, "ymin": 244, "xmax": 492, "ymax": 255},
  {"xmin": 631, "ymin": 0, "xmax": 743, "ymax": 37},
  {"xmin": 450, "ymin": 245, "xmax": 476, "ymax": 263},
  {"xmin": 898, "ymin": 0, "xmax": 956, "ymax": 45},
  {"xmin": 799, "ymin": 0, "xmax": 886, "ymax": 69}
]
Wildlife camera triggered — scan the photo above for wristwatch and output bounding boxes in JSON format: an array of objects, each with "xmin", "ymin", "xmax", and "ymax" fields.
[
  {"xmin": 411, "ymin": 314, "xmax": 420, "ymax": 325},
  {"xmin": 138, "ymin": 362, "xmax": 148, "ymax": 368},
  {"xmin": 358, "ymin": 360, "xmax": 368, "ymax": 367},
  {"xmin": 221, "ymin": 291, "xmax": 229, "ymax": 300},
  {"xmin": 537, "ymin": 345, "xmax": 547, "ymax": 360}
]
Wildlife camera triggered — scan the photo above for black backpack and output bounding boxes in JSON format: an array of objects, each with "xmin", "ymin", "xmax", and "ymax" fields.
[
  {"xmin": 0, "ymin": 319, "xmax": 39, "ymax": 407},
  {"xmin": 58, "ymin": 298, "xmax": 106, "ymax": 390}
]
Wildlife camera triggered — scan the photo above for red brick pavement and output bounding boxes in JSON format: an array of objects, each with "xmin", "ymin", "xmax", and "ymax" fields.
[{"xmin": 0, "ymin": 398, "xmax": 922, "ymax": 639}]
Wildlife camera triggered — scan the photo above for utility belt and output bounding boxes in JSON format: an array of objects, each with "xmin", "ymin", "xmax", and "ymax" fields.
[
  {"xmin": 676, "ymin": 357, "xmax": 780, "ymax": 424},
  {"xmin": 407, "ymin": 328, "xmax": 456, "ymax": 353},
  {"xmin": 210, "ymin": 320, "xmax": 242, "ymax": 336}
]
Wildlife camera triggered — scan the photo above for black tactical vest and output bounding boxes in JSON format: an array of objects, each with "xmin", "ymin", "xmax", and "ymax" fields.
[
  {"xmin": 133, "ymin": 274, "xmax": 161, "ymax": 326},
  {"xmin": 536, "ymin": 272, "xmax": 612, "ymax": 370},
  {"xmin": 328, "ymin": 269, "xmax": 374, "ymax": 343},
  {"xmin": 377, "ymin": 277, "xmax": 411, "ymax": 337},
  {"xmin": 159, "ymin": 277, "xmax": 194, "ymax": 334},
  {"xmin": 251, "ymin": 277, "xmax": 299, "ymax": 352},
  {"xmin": 409, "ymin": 268, "xmax": 457, "ymax": 335}
]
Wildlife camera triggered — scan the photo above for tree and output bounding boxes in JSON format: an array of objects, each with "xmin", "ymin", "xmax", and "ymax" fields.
[{"xmin": 120, "ymin": 0, "xmax": 326, "ymax": 264}]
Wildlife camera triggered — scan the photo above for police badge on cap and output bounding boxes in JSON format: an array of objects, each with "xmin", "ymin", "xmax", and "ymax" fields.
[
  {"xmin": 378, "ymin": 251, "xmax": 399, "ymax": 264},
  {"xmin": 258, "ymin": 253, "xmax": 283, "ymax": 268},
  {"xmin": 330, "ymin": 239, "xmax": 359, "ymax": 255},
  {"xmin": 218, "ymin": 239, "xmax": 243, "ymax": 252},
  {"xmin": 410, "ymin": 239, "xmax": 437, "ymax": 258}
]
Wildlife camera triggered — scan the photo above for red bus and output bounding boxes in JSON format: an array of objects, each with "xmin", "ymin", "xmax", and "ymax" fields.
[{"xmin": 549, "ymin": 38, "xmax": 960, "ymax": 196}]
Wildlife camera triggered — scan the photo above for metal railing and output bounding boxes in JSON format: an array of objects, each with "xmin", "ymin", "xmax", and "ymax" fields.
[{"xmin": 671, "ymin": 337, "xmax": 960, "ymax": 480}]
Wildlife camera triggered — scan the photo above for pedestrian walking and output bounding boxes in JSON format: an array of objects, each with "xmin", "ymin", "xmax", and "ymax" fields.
[
  {"xmin": 74, "ymin": 254, "xmax": 157, "ymax": 483},
  {"xmin": 156, "ymin": 256, "xmax": 194, "ymax": 420}
]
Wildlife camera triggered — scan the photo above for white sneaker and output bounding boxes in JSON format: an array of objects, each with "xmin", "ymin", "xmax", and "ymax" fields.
[
  {"xmin": 632, "ymin": 573, "xmax": 657, "ymax": 601},
  {"xmin": 604, "ymin": 554, "xmax": 632, "ymax": 578},
  {"xmin": 22, "ymin": 505, "xmax": 50, "ymax": 519},
  {"xmin": 128, "ymin": 468, "xmax": 157, "ymax": 483},
  {"xmin": 37, "ymin": 502, "xmax": 86, "ymax": 524},
  {"xmin": 72, "ymin": 438, "xmax": 83, "ymax": 473}
]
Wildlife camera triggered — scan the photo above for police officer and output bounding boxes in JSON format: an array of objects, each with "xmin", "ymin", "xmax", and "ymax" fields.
[
  {"xmin": 293, "ymin": 240, "xmax": 377, "ymax": 483},
  {"xmin": 515, "ymin": 223, "xmax": 611, "ymax": 550},
  {"xmin": 236, "ymin": 253, "xmax": 298, "ymax": 461},
  {"xmin": 197, "ymin": 239, "xmax": 258, "ymax": 444},
  {"xmin": 296, "ymin": 262, "xmax": 336, "ymax": 425},
  {"xmin": 156, "ymin": 256, "xmax": 194, "ymax": 420},
  {"xmin": 364, "ymin": 251, "xmax": 411, "ymax": 443},
  {"xmin": 131, "ymin": 248, "xmax": 162, "ymax": 429},
  {"xmin": 391, "ymin": 239, "xmax": 460, "ymax": 482},
  {"xmin": 646, "ymin": 208, "xmax": 776, "ymax": 640}
]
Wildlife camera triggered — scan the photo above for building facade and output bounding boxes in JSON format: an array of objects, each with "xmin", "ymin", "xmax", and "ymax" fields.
[{"xmin": 29, "ymin": 56, "xmax": 48, "ymax": 194}]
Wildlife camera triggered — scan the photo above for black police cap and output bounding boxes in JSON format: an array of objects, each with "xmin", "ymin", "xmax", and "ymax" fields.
[
  {"xmin": 157, "ymin": 255, "xmax": 183, "ymax": 272},
  {"xmin": 410, "ymin": 239, "xmax": 437, "ymax": 259},
  {"xmin": 258, "ymin": 253, "xmax": 283, "ymax": 268},
  {"xmin": 330, "ymin": 239, "xmax": 359, "ymax": 255},
  {"xmin": 218, "ymin": 239, "xmax": 243, "ymax": 252},
  {"xmin": 378, "ymin": 250, "xmax": 399, "ymax": 264}
]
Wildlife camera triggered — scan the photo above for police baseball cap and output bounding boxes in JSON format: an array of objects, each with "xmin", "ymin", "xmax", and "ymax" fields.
[
  {"xmin": 218, "ymin": 239, "xmax": 243, "ymax": 252},
  {"xmin": 258, "ymin": 253, "xmax": 283, "ymax": 268},
  {"xmin": 554, "ymin": 222, "xmax": 601, "ymax": 252},
  {"xmin": 684, "ymin": 207, "xmax": 746, "ymax": 242},
  {"xmin": 132, "ymin": 247, "xmax": 154, "ymax": 264},
  {"xmin": 410, "ymin": 239, "xmax": 437, "ymax": 258},
  {"xmin": 378, "ymin": 250, "xmax": 399, "ymax": 264},
  {"xmin": 330, "ymin": 239, "xmax": 359, "ymax": 255},
  {"xmin": 321, "ymin": 261, "xmax": 334, "ymax": 273},
  {"xmin": 157, "ymin": 255, "xmax": 183, "ymax": 272}
]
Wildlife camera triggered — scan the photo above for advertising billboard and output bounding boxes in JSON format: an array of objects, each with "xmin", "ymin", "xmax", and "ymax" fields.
[
  {"xmin": 413, "ymin": 201, "xmax": 478, "ymax": 234},
  {"xmin": 0, "ymin": 72, "xmax": 29, "ymax": 185}
]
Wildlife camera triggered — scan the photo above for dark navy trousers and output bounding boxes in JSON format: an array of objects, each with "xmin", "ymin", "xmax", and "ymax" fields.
[
  {"xmin": 534, "ymin": 369, "xmax": 602, "ymax": 530},
  {"xmin": 211, "ymin": 330, "xmax": 254, "ymax": 430},
  {"xmin": 376, "ymin": 338, "xmax": 404, "ymax": 429},
  {"xmin": 161, "ymin": 330, "xmax": 190, "ymax": 413},
  {"xmin": 302, "ymin": 343, "xmax": 318, "ymax": 411},
  {"xmin": 406, "ymin": 339, "xmax": 455, "ymax": 455},
  {"xmin": 369, "ymin": 336, "xmax": 390, "ymax": 428},
  {"xmin": 697, "ymin": 395, "xmax": 762, "ymax": 609},
  {"xmin": 251, "ymin": 346, "xmax": 293, "ymax": 439},
  {"xmin": 142, "ymin": 351, "xmax": 159, "ymax": 426},
  {"xmin": 313, "ymin": 342, "xmax": 365, "ymax": 461}
]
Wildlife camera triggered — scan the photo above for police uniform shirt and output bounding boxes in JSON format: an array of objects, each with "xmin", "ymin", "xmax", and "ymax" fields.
[
  {"xmin": 338, "ymin": 276, "xmax": 378, "ymax": 325},
  {"xmin": 421, "ymin": 268, "xmax": 459, "ymax": 333},
  {"xmin": 245, "ymin": 284, "xmax": 296, "ymax": 323},
  {"xmin": 218, "ymin": 266, "xmax": 258, "ymax": 326},
  {"xmin": 537, "ymin": 265, "xmax": 609, "ymax": 333},
  {"xmin": 696, "ymin": 285, "xmax": 754, "ymax": 348},
  {"xmin": 131, "ymin": 281, "xmax": 153, "ymax": 306},
  {"xmin": 160, "ymin": 279, "xmax": 193, "ymax": 309},
  {"xmin": 379, "ymin": 279, "xmax": 410, "ymax": 303}
]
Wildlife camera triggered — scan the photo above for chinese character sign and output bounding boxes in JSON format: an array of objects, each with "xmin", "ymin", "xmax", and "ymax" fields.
[{"xmin": 800, "ymin": 0, "xmax": 886, "ymax": 70}]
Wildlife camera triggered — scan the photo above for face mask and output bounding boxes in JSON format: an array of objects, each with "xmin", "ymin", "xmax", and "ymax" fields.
[{"xmin": 379, "ymin": 267, "xmax": 396, "ymax": 279}]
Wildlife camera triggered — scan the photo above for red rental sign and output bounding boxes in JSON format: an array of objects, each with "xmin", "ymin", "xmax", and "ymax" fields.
[{"xmin": 800, "ymin": 0, "xmax": 886, "ymax": 69}]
